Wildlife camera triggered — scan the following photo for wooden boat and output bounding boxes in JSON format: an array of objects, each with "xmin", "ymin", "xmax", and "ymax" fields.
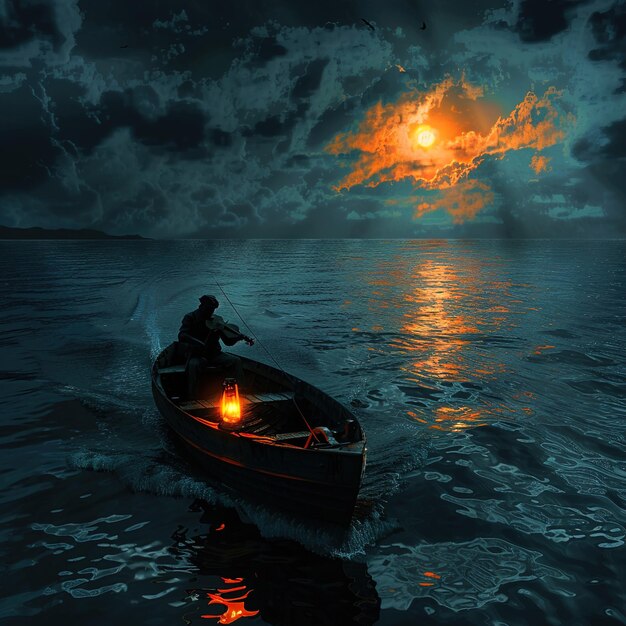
[{"xmin": 151, "ymin": 342, "xmax": 366, "ymax": 525}]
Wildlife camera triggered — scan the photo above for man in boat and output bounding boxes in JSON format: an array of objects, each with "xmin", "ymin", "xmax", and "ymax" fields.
[{"xmin": 178, "ymin": 294, "xmax": 248, "ymax": 396}]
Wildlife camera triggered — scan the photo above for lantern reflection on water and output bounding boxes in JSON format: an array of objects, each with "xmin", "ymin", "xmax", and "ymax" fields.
[
  {"xmin": 220, "ymin": 378, "xmax": 241, "ymax": 428},
  {"xmin": 180, "ymin": 500, "xmax": 381, "ymax": 626},
  {"xmin": 201, "ymin": 577, "xmax": 259, "ymax": 624}
]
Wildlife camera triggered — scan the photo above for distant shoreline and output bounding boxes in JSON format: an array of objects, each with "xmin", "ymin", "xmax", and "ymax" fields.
[{"xmin": 0, "ymin": 225, "xmax": 146, "ymax": 240}]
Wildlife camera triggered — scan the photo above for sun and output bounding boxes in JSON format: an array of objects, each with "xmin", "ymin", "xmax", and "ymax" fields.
[{"xmin": 414, "ymin": 125, "xmax": 436, "ymax": 149}]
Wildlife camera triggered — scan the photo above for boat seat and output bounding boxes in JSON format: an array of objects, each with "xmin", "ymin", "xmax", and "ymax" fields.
[
  {"xmin": 243, "ymin": 392, "xmax": 294, "ymax": 404},
  {"xmin": 180, "ymin": 392, "xmax": 294, "ymax": 413},
  {"xmin": 179, "ymin": 399, "xmax": 219, "ymax": 411},
  {"xmin": 272, "ymin": 431, "xmax": 310, "ymax": 441}
]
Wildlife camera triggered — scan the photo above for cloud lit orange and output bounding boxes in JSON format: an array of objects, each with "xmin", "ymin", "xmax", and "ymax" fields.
[
  {"xmin": 326, "ymin": 77, "xmax": 572, "ymax": 221},
  {"xmin": 530, "ymin": 155, "xmax": 551, "ymax": 174},
  {"xmin": 416, "ymin": 179, "xmax": 495, "ymax": 223}
]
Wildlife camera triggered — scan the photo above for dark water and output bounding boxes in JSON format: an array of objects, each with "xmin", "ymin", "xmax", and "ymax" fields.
[{"xmin": 1, "ymin": 239, "xmax": 625, "ymax": 625}]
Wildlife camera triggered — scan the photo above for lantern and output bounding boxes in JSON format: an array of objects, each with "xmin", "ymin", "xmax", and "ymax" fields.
[{"xmin": 220, "ymin": 378, "xmax": 241, "ymax": 428}]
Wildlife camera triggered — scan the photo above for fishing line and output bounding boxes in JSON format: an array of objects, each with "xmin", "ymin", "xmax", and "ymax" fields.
[{"xmin": 212, "ymin": 279, "xmax": 319, "ymax": 440}]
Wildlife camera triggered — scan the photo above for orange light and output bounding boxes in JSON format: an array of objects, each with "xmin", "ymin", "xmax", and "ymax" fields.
[
  {"xmin": 221, "ymin": 379, "xmax": 241, "ymax": 426},
  {"xmin": 413, "ymin": 124, "xmax": 436, "ymax": 148},
  {"xmin": 201, "ymin": 577, "xmax": 259, "ymax": 624},
  {"xmin": 326, "ymin": 78, "xmax": 572, "ymax": 223}
]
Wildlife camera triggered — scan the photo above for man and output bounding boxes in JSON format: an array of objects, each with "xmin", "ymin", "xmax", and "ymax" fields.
[{"xmin": 178, "ymin": 294, "xmax": 245, "ymax": 396}]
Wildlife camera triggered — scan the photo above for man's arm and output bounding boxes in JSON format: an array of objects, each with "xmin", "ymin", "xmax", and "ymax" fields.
[{"xmin": 178, "ymin": 314, "xmax": 205, "ymax": 349}]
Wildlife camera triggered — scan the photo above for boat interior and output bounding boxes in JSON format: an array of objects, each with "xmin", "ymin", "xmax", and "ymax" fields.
[{"xmin": 154, "ymin": 343, "xmax": 361, "ymax": 449}]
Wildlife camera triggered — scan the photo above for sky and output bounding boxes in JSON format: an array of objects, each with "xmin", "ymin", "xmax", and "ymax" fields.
[{"xmin": 1, "ymin": 0, "xmax": 625, "ymax": 238}]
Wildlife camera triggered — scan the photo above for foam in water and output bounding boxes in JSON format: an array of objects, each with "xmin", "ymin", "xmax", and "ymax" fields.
[{"xmin": 69, "ymin": 445, "xmax": 399, "ymax": 557}]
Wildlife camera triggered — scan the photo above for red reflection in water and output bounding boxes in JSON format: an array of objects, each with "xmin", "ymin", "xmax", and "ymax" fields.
[
  {"xmin": 418, "ymin": 570, "xmax": 442, "ymax": 588},
  {"xmin": 200, "ymin": 577, "xmax": 259, "ymax": 624}
]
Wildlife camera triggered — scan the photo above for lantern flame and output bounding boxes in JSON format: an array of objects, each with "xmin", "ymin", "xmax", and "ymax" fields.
[{"xmin": 221, "ymin": 379, "xmax": 241, "ymax": 426}]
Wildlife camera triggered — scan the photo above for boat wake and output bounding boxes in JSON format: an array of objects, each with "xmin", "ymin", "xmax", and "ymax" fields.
[
  {"xmin": 60, "ymin": 364, "xmax": 426, "ymax": 559},
  {"xmin": 69, "ymin": 444, "xmax": 398, "ymax": 558},
  {"xmin": 57, "ymin": 290, "xmax": 425, "ymax": 559}
]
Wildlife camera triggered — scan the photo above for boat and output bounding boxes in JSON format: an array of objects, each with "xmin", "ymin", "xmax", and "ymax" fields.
[{"xmin": 151, "ymin": 342, "xmax": 367, "ymax": 525}]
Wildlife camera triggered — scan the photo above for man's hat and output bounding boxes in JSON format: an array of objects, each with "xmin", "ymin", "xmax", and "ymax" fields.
[{"xmin": 199, "ymin": 294, "xmax": 219, "ymax": 308}]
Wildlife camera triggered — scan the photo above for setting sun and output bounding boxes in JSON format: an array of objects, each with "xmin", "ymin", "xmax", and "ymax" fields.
[
  {"xmin": 415, "ymin": 125, "xmax": 436, "ymax": 148},
  {"xmin": 326, "ymin": 78, "xmax": 571, "ymax": 226}
]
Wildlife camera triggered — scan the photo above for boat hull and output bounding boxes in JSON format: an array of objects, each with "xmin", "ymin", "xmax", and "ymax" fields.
[{"xmin": 152, "ymin": 373, "xmax": 365, "ymax": 525}]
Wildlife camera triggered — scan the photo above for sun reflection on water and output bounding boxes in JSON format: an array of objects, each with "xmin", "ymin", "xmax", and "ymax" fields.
[{"xmin": 357, "ymin": 242, "xmax": 530, "ymax": 431}]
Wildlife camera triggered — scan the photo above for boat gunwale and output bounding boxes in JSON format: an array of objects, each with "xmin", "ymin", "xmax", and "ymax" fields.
[{"xmin": 151, "ymin": 344, "xmax": 366, "ymax": 454}]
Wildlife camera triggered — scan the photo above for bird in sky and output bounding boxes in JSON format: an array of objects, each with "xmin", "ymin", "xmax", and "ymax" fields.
[
  {"xmin": 361, "ymin": 18, "xmax": 375, "ymax": 31},
  {"xmin": 119, "ymin": 44, "xmax": 129, "ymax": 48},
  {"xmin": 420, "ymin": 21, "xmax": 427, "ymax": 30}
]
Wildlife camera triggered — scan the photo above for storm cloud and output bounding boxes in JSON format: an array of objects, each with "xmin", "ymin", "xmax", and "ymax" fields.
[{"xmin": 1, "ymin": 0, "xmax": 625, "ymax": 237}]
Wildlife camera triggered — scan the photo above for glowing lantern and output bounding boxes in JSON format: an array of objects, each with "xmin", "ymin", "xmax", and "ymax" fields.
[{"xmin": 220, "ymin": 378, "xmax": 241, "ymax": 427}]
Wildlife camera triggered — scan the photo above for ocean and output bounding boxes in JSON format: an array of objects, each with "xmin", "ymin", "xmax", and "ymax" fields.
[{"xmin": 1, "ymin": 239, "xmax": 624, "ymax": 625}]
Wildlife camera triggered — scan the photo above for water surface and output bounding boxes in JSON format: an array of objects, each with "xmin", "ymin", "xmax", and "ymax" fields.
[{"xmin": 1, "ymin": 239, "xmax": 624, "ymax": 625}]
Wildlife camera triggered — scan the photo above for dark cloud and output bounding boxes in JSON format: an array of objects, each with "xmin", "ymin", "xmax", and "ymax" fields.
[
  {"xmin": 247, "ymin": 114, "xmax": 284, "ymax": 137},
  {"xmin": 447, "ymin": 213, "xmax": 612, "ymax": 238},
  {"xmin": 74, "ymin": 1, "xmax": 249, "ymax": 78},
  {"xmin": 285, "ymin": 197, "xmax": 427, "ymax": 238},
  {"xmin": 571, "ymin": 136, "xmax": 595, "ymax": 161},
  {"xmin": 291, "ymin": 59, "xmax": 328, "ymax": 98},
  {"xmin": 177, "ymin": 80, "xmax": 200, "ymax": 99},
  {"xmin": 0, "ymin": 0, "xmax": 62, "ymax": 51},
  {"xmin": 588, "ymin": 2, "xmax": 626, "ymax": 91},
  {"xmin": 585, "ymin": 159, "xmax": 626, "ymax": 232},
  {"xmin": 0, "ymin": 0, "xmax": 624, "ymax": 238},
  {"xmin": 307, "ymin": 100, "xmax": 358, "ymax": 148},
  {"xmin": 286, "ymin": 154, "xmax": 311, "ymax": 168},
  {"xmin": 46, "ymin": 78, "xmax": 109, "ymax": 153},
  {"xmin": 0, "ymin": 83, "xmax": 59, "ymax": 189},
  {"xmin": 209, "ymin": 128, "xmax": 233, "ymax": 147},
  {"xmin": 572, "ymin": 117, "xmax": 626, "ymax": 161},
  {"xmin": 101, "ymin": 182, "xmax": 170, "ymax": 234},
  {"xmin": 515, "ymin": 0, "xmax": 589, "ymax": 43},
  {"xmin": 360, "ymin": 70, "xmax": 418, "ymax": 107},
  {"xmin": 598, "ymin": 118, "xmax": 626, "ymax": 159},
  {"xmin": 44, "ymin": 183, "xmax": 100, "ymax": 222},
  {"xmin": 92, "ymin": 89, "xmax": 208, "ymax": 155},
  {"xmin": 134, "ymin": 100, "xmax": 207, "ymax": 153},
  {"xmin": 13, "ymin": 82, "xmax": 204, "ymax": 161},
  {"xmin": 244, "ymin": 102, "xmax": 309, "ymax": 138},
  {"xmin": 73, "ymin": 1, "xmax": 355, "ymax": 78},
  {"xmin": 251, "ymin": 36, "xmax": 288, "ymax": 63}
]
